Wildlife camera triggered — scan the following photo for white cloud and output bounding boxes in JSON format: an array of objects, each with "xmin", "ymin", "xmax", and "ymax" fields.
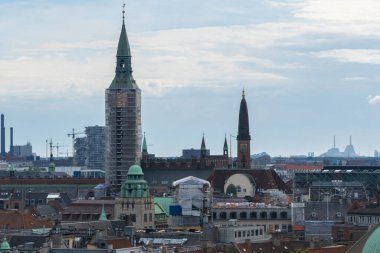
[
  {"xmin": 4, "ymin": 0, "xmax": 380, "ymax": 101},
  {"xmin": 294, "ymin": 0, "xmax": 380, "ymax": 23},
  {"xmin": 0, "ymin": 54, "xmax": 114, "ymax": 99},
  {"xmin": 367, "ymin": 95, "xmax": 380, "ymax": 104},
  {"xmin": 268, "ymin": 1, "xmax": 304, "ymax": 9},
  {"xmin": 343, "ymin": 77, "xmax": 367, "ymax": 81},
  {"xmin": 315, "ymin": 49, "xmax": 380, "ymax": 64},
  {"xmin": 2, "ymin": 24, "xmax": 300, "ymax": 100},
  {"xmin": 42, "ymin": 40, "xmax": 115, "ymax": 51}
]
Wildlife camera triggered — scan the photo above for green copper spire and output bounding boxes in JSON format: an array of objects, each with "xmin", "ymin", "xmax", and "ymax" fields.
[
  {"xmin": 0, "ymin": 236, "xmax": 10, "ymax": 253},
  {"xmin": 99, "ymin": 204, "xmax": 108, "ymax": 221},
  {"xmin": 142, "ymin": 132, "xmax": 147, "ymax": 153},
  {"xmin": 109, "ymin": 6, "xmax": 138, "ymax": 89},
  {"xmin": 117, "ymin": 21, "xmax": 131, "ymax": 57}
]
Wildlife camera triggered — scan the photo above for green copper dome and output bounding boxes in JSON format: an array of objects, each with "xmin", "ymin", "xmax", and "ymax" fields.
[
  {"xmin": 121, "ymin": 165, "xmax": 149, "ymax": 198},
  {"xmin": 1, "ymin": 236, "xmax": 10, "ymax": 251},
  {"xmin": 363, "ymin": 226, "xmax": 380, "ymax": 253},
  {"xmin": 128, "ymin": 165, "xmax": 144, "ymax": 176}
]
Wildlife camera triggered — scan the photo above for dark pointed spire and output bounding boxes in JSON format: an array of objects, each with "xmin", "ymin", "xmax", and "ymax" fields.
[
  {"xmin": 237, "ymin": 89, "xmax": 251, "ymax": 141},
  {"xmin": 109, "ymin": 4, "xmax": 137, "ymax": 89},
  {"xmin": 223, "ymin": 134, "xmax": 228, "ymax": 156},
  {"xmin": 142, "ymin": 132, "xmax": 147, "ymax": 153},
  {"xmin": 201, "ymin": 133, "xmax": 206, "ymax": 158}
]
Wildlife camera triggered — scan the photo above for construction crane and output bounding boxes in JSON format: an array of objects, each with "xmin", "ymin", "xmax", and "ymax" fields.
[
  {"xmin": 59, "ymin": 148, "xmax": 69, "ymax": 157},
  {"xmin": 52, "ymin": 142, "xmax": 67, "ymax": 158},
  {"xmin": 49, "ymin": 138, "xmax": 54, "ymax": 162},
  {"xmin": 67, "ymin": 128, "xmax": 85, "ymax": 166},
  {"xmin": 67, "ymin": 128, "xmax": 84, "ymax": 157}
]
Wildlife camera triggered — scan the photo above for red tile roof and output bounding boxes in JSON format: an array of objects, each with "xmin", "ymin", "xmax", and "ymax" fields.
[
  {"xmin": 105, "ymin": 238, "xmax": 132, "ymax": 249},
  {"xmin": 0, "ymin": 210, "xmax": 54, "ymax": 229}
]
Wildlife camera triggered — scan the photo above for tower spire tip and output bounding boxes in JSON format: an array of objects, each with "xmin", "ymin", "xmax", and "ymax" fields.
[{"xmin": 122, "ymin": 3, "xmax": 126, "ymax": 23}]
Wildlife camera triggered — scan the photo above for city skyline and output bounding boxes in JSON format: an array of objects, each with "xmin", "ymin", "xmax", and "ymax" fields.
[{"xmin": 1, "ymin": 0, "xmax": 380, "ymax": 158}]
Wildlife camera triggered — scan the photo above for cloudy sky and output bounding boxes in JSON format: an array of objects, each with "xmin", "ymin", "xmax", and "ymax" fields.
[{"xmin": 1, "ymin": 0, "xmax": 380, "ymax": 158}]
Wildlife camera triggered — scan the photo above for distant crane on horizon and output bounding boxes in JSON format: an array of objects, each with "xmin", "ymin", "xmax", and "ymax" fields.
[
  {"xmin": 67, "ymin": 128, "xmax": 85, "ymax": 166},
  {"xmin": 53, "ymin": 142, "xmax": 67, "ymax": 158}
]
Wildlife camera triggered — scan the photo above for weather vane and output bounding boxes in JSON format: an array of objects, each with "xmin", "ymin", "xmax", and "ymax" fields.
[{"xmin": 122, "ymin": 3, "xmax": 126, "ymax": 22}]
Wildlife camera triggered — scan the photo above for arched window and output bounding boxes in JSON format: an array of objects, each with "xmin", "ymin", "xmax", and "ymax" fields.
[
  {"xmin": 240, "ymin": 212, "xmax": 247, "ymax": 219},
  {"xmin": 250, "ymin": 212, "xmax": 257, "ymax": 219},
  {"xmin": 270, "ymin": 212, "xmax": 277, "ymax": 219},
  {"xmin": 280, "ymin": 211, "xmax": 288, "ymax": 219},
  {"xmin": 260, "ymin": 212, "xmax": 267, "ymax": 219}
]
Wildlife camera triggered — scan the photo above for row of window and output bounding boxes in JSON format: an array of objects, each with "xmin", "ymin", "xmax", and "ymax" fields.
[
  {"xmin": 0, "ymin": 202, "xmax": 19, "ymax": 210},
  {"xmin": 347, "ymin": 215, "xmax": 380, "ymax": 224},
  {"xmin": 123, "ymin": 202, "xmax": 153, "ymax": 211},
  {"xmin": 143, "ymin": 213, "xmax": 153, "ymax": 222},
  {"xmin": 257, "ymin": 224, "xmax": 291, "ymax": 232},
  {"xmin": 150, "ymin": 180, "xmax": 169, "ymax": 185},
  {"xmin": 214, "ymin": 211, "xmax": 288, "ymax": 220},
  {"xmin": 235, "ymin": 228, "xmax": 263, "ymax": 238},
  {"xmin": 25, "ymin": 199, "xmax": 45, "ymax": 206}
]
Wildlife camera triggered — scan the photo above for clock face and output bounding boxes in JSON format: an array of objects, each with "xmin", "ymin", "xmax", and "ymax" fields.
[{"xmin": 240, "ymin": 144, "xmax": 247, "ymax": 153}]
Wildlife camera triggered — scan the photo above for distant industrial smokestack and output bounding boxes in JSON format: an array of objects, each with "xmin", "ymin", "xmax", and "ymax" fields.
[
  {"xmin": 10, "ymin": 127, "xmax": 13, "ymax": 157},
  {"xmin": 1, "ymin": 114, "xmax": 5, "ymax": 158}
]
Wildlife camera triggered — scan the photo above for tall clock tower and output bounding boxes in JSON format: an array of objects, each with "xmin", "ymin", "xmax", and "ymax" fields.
[
  {"xmin": 105, "ymin": 8, "xmax": 142, "ymax": 193},
  {"xmin": 237, "ymin": 89, "xmax": 251, "ymax": 168}
]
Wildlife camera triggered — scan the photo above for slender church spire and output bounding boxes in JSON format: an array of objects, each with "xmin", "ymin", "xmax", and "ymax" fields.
[
  {"xmin": 109, "ymin": 4, "xmax": 136, "ymax": 89},
  {"xmin": 223, "ymin": 134, "xmax": 228, "ymax": 156},
  {"xmin": 201, "ymin": 133, "xmax": 206, "ymax": 159},
  {"xmin": 142, "ymin": 132, "xmax": 148, "ymax": 153},
  {"xmin": 237, "ymin": 89, "xmax": 251, "ymax": 169},
  {"xmin": 237, "ymin": 89, "xmax": 251, "ymax": 141}
]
